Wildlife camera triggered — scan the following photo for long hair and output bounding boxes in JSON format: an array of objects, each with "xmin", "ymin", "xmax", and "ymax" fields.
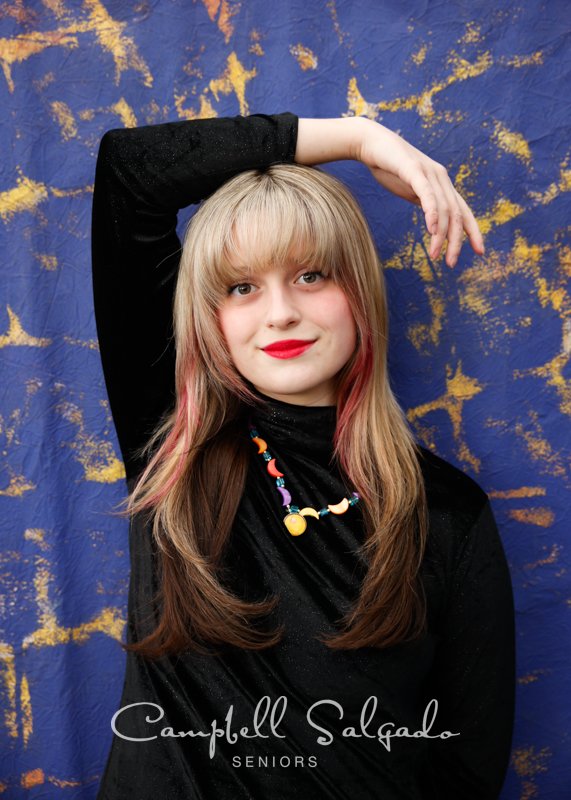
[{"xmin": 113, "ymin": 163, "xmax": 429, "ymax": 659}]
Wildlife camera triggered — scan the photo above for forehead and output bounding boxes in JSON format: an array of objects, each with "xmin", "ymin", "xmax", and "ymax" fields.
[{"xmin": 222, "ymin": 215, "xmax": 318, "ymax": 277}]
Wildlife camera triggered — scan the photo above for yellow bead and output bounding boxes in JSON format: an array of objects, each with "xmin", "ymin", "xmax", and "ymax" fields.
[
  {"xmin": 284, "ymin": 513, "xmax": 307, "ymax": 536},
  {"xmin": 299, "ymin": 507, "xmax": 320, "ymax": 519}
]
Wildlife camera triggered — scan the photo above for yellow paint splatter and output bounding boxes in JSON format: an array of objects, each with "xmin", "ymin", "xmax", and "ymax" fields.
[
  {"xmin": 0, "ymin": 0, "xmax": 36, "ymax": 25},
  {"xmin": 0, "ymin": 643, "xmax": 17, "ymax": 738},
  {"xmin": 326, "ymin": 0, "xmax": 355, "ymax": 66},
  {"xmin": 528, "ymin": 162, "xmax": 571, "ymax": 206},
  {"xmin": 382, "ymin": 229, "xmax": 452, "ymax": 351},
  {"xmin": 476, "ymin": 197, "xmax": 525, "ymax": 235},
  {"xmin": 49, "ymin": 776, "xmax": 83, "ymax": 788},
  {"xmin": 33, "ymin": 71, "xmax": 55, "ymax": 91},
  {"xmin": 21, "ymin": 769, "xmax": 44, "ymax": 788},
  {"xmin": 175, "ymin": 91, "xmax": 217, "ymax": 121},
  {"xmin": 20, "ymin": 673, "xmax": 32, "ymax": 745},
  {"xmin": 33, "ymin": 253, "xmax": 58, "ymax": 271},
  {"xmin": 42, "ymin": 0, "xmax": 67, "ymax": 18},
  {"xmin": 62, "ymin": 335, "xmax": 100, "ymax": 350},
  {"xmin": 453, "ymin": 160, "xmax": 474, "ymax": 198},
  {"xmin": 248, "ymin": 29, "xmax": 263, "ymax": 55},
  {"xmin": 515, "ymin": 347, "xmax": 571, "ymax": 417},
  {"xmin": 54, "ymin": 399, "xmax": 126, "ymax": 482},
  {"xmin": 407, "ymin": 360, "xmax": 484, "ymax": 471},
  {"xmin": 50, "ymin": 100, "xmax": 77, "ymax": 140},
  {"xmin": 0, "ymin": 473, "xmax": 36, "ymax": 498},
  {"xmin": 0, "ymin": 306, "xmax": 51, "ymax": 348},
  {"xmin": 201, "ymin": 0, "xmax": 241, "ymax": 43},
  {"xmin": 488, "ymin": 486, "xmax": 546, "ymax": 499},
  {"xmin": 82, "ymin": 0, "xmax": 153, "ymax": 86},
  {"xmin": 0, "ymin": 3, "xmax": 152, "ymax": 93},
  {"xmin": 492, "ymin": 410, "xmax": 569, "ymax": 480},
  {"xmin": 24, "ymin": 528, "xmax": 51, "ymax": 551},
  {"xmin": 24, "ymin": 600, "xmax": 126, "ymax": 649},
  {"xmin": 511, "ymin": 744, "xmax": 550, "ymax": 798},
  {"xmin": 21, "ymin": 556, "xmax": 125, "ymax": 649},
  {"xmin": 564, "ymin": 317, "xmax": 571, "ymax": 357},
  {"xmin": 346, "ymin": 77, "xmax": 379, "ymax": 120},
  {"xmin": 453, "ymin": 233, "xmax": 570, "ymax": 415},
  {"xmin": 460, "ymin": 21, "xmax": 482, "ymax": 44},
  {"xmin": 458, "ymin": 232, "xmax": 571, "ymax": 374},
  {"xmin": 56, "ymin": 402, "xmax": 125, "ymax": 483},
  {"xmin": 109, "ymin": 98, "xmax": 137, "ymax": 128},
  {"xmin": 50, "ymin": 184, "xmax": 93, "ymax": 198},
  {"xmin": 508, "ymin": 507, "xmax": 555, "ymax": 527},
  {"xmin": 501, "ymin": 51, "xmax": 544, "ymax": 68},
  {"xmin": 347, "ymin": 51, "xmax": 492, "ymax": 126},
  {"xmin": 0, "ymin": 29, "xmax": 79, "ymax": 92},
  {"xmin": 411, "ymin": 44, "xmax": 428, "ymax": 65},
  {"xmin": 0, "ymin": 176, "xmax": 48, "ymax": 221},
  {"xmin": 559, "ymin": 246, "xmax": 571, "ymax": 279},
  {"xmin": 518, "ymin": 669, "xmax": 549, "ymax": 685},
  {"xmin": 209, "ymin": 52, "xmax": 256, "ymax": 116},
  {"xmin": 408, "ymin": 286, "xmax": 446, "ymax": 351},
  {"xmin": 492, "ymin": 119, "xmax": 531, "ymax": 163},
  {"xmin": 77, "ymin": 99, "xmax": 137, "ymax": 129},
  {"xmin": 289, "ymin": 44, "xmax": 317, "ymax": 71}
]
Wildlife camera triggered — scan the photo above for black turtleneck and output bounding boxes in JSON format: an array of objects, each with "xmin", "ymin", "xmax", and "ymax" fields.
[{"xmin": 92, "ymin": 114, "xmax": 515, "ymax": 800}]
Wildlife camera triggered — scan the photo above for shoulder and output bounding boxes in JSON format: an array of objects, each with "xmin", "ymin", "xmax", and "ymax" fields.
[
  {"xmin": 416, "ymin": 444, "xmax": 488, "ymax": 517},
  {"xmin": 416, "ymin": 444, "xmax": 492, "ymax": 565}
]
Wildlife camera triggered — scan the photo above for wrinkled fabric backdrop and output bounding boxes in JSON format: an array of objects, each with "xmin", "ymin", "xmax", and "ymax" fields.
[{"xmin": 0, "ymin": 1, "xmax": 569, "ymax": 797}]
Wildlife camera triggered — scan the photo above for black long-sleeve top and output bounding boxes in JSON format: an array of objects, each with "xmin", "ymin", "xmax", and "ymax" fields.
[{"xmin": 91, "ymin": 112, "xmax": 516, "ymax": 799}]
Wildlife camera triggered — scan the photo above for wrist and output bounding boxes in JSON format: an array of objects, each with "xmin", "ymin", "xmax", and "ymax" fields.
[{"xmin": 295, "ymin": 116, "xmax": 371, "ymax": 165}]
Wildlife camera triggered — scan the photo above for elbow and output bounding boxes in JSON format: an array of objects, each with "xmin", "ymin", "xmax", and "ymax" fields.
[{"xmin": 96, "ymin": 127, "xmax": 136, "ymax": 174}]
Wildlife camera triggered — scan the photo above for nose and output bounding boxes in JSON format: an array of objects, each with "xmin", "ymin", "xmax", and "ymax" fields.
[{"xmin": 264, "ymin": 285, "xmax": 301, "ymax": 329}]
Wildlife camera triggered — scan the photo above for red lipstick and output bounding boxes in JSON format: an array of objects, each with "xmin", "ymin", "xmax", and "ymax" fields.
[{"xmin": 262, "ymin": 339, "xmax": 316, "ymax": 359}]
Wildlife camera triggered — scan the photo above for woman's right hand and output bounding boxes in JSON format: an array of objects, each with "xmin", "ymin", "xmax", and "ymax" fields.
[{"xmin": 295, "ymin": 116, "xmax": 484, "ymax": 268}]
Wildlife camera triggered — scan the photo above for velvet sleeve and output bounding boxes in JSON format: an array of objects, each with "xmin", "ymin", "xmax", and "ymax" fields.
[
  {"xmin": 418, "ymin": 498, "xmax": 516, "ymax": 799},
  {"xmin": 91, "ymin": 112, "xmax": 299, "ymax": 482}
]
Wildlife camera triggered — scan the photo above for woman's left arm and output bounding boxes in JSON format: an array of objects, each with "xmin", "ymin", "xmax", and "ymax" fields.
[
  {"xmin": 295, "ymin": 116, "xmax": 485, "ymax": 268},
  {"xmin": 418, "ymin": 499, "xmax": 516, "ymax": 799}
]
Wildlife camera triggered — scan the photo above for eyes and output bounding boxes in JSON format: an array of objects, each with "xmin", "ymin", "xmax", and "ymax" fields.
[{"xmin": 227, "ymin": 271, "xmax": 326, "ymax": 297}]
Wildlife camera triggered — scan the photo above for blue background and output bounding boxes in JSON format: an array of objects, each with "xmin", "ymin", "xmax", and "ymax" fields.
[{"xmin": 0, "ymin": 1, "xmax": 569, "ymax": 797}]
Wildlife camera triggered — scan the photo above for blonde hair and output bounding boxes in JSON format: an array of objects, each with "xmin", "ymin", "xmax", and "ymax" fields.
[{"xmin": 114, "ymin": 163, "xmax": 428, "ymax": 658}]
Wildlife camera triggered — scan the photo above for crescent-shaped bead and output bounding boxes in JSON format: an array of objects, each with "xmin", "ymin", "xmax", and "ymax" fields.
[
  {"xmin": 327, "ymin": 497, "xmax": 350, "ymax": 515},
  {"xmin": 251, "ymin": 436, "xmax": 267, "ymax": 454},
  {"xmin": 299, "ymin": 507, "xmax": 320, "ymax": 519},
  {"xmin": 277, "ymin": 486, "xmax": 292, "ymax": 507},
  {"xmin": 284, "ymin": 513, "xmax": 307, "ymax": 536},
  {"xmin": 267, "ymin": 458, "xmax": 284, "ymax": 478}
]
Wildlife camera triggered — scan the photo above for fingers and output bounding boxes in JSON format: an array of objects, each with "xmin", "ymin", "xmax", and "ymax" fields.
[
  {"xmin": 418, "ymin": 163, "xmax": 485, "ymax": 266},
  {"xmin": 433, "ymin": 169, "xmax": 463, "ymax": 267},
  {"xmin": 456, "ymin": 192, "xmax": 485, "ymax": 256}
]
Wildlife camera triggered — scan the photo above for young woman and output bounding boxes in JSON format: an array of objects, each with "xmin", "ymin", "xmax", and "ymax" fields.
[{"xmin": 92, "ymin": 113, "xmax": 515, "ymax": 799}]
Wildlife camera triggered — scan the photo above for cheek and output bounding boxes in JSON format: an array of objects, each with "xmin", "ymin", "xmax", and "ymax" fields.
[
  {"xmin": 320, "ymin": 289, "xmax": 357, "ymax": 340},
  {"xmin": 217, "ymin": 307, "xmax": 245, "ymax": 352}
]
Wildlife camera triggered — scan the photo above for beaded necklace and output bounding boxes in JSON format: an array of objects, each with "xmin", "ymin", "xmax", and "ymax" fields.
[{"xmin": 248, "ymin": 422, "xmax": 360, "ymax": 536}]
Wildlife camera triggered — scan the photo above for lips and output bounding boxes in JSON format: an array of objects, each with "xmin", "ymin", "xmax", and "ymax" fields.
[{"xmin": 262, "ymin": 339, "xmax": 316, "ymax": 359}]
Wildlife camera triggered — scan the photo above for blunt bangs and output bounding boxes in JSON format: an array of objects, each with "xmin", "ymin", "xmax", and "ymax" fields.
[{"xmin": 193, "ymin": 167, "xmax": 356, "ymax": 305}]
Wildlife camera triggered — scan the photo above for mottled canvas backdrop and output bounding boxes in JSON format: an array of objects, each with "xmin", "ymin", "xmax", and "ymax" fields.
[{"xmin": 0, "ymin": 1, "xmax": 569, "ymax": 797}]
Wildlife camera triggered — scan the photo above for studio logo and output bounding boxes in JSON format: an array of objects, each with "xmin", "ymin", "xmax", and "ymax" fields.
[{"xmin": 111, "ymin": 695, "xmax": 459, "ymax": 761}]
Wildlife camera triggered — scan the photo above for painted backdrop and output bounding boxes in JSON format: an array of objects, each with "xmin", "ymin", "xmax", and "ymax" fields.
[{"xmin": 1, "ymin": 1, "xmax": 570, "ymax": 797}]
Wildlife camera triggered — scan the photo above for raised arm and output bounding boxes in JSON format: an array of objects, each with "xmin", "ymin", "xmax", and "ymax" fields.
[{"xmin": 91, "ymin": 113, "xmax": 298, "ymax": 482}]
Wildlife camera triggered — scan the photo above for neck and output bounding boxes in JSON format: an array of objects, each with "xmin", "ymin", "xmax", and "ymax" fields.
[{"xmin": 246, "ymin": 388, "xmax": 338, "ymax": 463}]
